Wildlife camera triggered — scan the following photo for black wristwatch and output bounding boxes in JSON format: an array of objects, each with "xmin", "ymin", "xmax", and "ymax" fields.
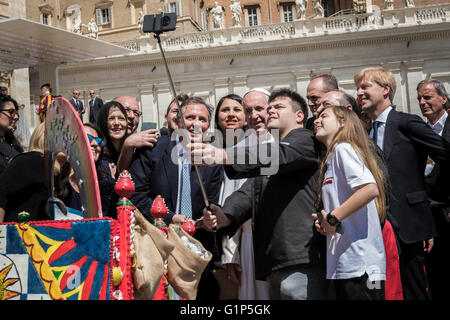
[{"xmin": 327, "ymin": 213, "xmax": 344, "ymax": 234}]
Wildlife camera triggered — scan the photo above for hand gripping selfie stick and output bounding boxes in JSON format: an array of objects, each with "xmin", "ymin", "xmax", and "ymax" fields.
[{"xmin": 143, "ymin": 13, "xmax": 215, "ymax": 230}]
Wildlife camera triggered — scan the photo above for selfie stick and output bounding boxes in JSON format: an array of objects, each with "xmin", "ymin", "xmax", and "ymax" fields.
[{"xmin": 154, "ymin": 33, "xmax": 213, "ymax": 220}]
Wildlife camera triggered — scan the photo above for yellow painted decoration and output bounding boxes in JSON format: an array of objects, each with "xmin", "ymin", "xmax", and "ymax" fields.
[
  {"xmin": 15, "ymin": 224, "xmax": 64, "ymax": 300},
  {"xmin": 0, "ymin": 263, "xmax": 20, "ymax": 300},
  {"xmin": 112, "ymin": 267, "xmax": 122, "ymax": 286}
]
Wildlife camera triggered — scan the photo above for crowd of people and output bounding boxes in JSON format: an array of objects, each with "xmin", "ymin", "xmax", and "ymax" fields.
[{"xmin": 0, "ymin": 65, "xmax": 448, "ymax": 301}]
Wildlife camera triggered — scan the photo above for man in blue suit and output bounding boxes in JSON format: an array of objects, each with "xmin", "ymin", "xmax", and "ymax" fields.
[
  {"xmin": 354, "ymin": 67, "xmax": 450, "ymax": 300},
  {"xmin": 128, "ymin": 96, "xmax": 223, "ymax": 300}
]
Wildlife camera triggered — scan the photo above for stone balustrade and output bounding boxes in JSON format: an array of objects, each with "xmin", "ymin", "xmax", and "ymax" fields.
[{"xmin": 115, "ymin": 4, "xmax": 449, "ymax": 53}]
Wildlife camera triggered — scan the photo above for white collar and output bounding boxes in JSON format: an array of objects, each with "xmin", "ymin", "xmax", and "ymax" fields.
[
  {"xmin": 374, "ymin": 105, "xmax": 393, "ymax": 124},
  {"xmin": 428, "ymin": 111, "xmax": 448, "ymax": 133}
]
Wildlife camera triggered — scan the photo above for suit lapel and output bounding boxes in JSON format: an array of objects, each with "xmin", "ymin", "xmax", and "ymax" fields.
[
  {"xmin": 383, "ymin": 109, "xmax": 399, "ymax": 160},
  {"xmin": 442, "ymin": 115, "xmax": 450, "ymax": 140}
]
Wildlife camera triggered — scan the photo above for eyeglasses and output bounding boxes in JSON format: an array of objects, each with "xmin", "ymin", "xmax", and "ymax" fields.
[
  {"xmin": 0, "ymin": 108, "xmax": 18, "ymax": 118},
  {"xmin": 87, "ymin": 133, "xmax": 105, "ymax": 147},
  {"xmin": 124, "ymin": 107, "xmax": 142, "ymax": 118}
]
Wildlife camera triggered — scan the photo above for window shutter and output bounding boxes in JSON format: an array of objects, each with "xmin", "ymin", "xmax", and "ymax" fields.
[
  {"xmin": 96, "ymin": 8, "xmax": 102, "ymax": 25},
  {"xmin": 176, "ymin": 1, "xmax": 181, "ymax": 16},
  {"xmin": 107, "ymin": 7, "xmax": 112, "ymax": 23}
]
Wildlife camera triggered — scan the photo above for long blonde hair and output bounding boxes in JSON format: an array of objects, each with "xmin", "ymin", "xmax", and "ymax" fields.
[{"xmin": 317, "ymin": 106, "xmax": 386, "ymax": 222}]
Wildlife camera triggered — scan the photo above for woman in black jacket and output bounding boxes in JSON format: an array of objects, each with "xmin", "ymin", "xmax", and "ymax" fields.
[{"xmin": 0, "ymin": 94, "xmax": 23, "ymax": 175}]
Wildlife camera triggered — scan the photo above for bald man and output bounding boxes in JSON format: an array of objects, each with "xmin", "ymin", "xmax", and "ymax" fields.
[{"xmin": 115, "ymin": 95, "xmax": 160, "ymax": 173}]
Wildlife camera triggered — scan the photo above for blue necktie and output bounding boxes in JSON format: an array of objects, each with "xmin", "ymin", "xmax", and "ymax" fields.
[
  {"xmin": 372, "ymin": 121, "xmax": 380, "ymax": 146},
  {"xmin": 180, "ymin": 162, "xmax": 192, "ymax": 219}
]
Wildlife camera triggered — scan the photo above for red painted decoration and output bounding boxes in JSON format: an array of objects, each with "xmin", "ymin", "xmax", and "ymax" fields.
[
  {"xmin": 182, "ymin": 219, "xmax": 196, "ymax": 236},
  {"xmin": 115, "ymin": 170, "xmax": 135, "ymax": 198},
  {"xmin": 151, "ymin": 195, "xmax": 168, "ymax": 220}
]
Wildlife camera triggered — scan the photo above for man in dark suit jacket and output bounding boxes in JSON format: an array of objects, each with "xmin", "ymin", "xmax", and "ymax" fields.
[
  {"xmin": 198, "ymin": 89, "xmax": 327, "ymax": 300},
  {"xmin": 355, "ymin": 67, "xmax": 450, "ymax": 300},
  {"xmin": 88, "ymin": 89, "xmax": 103, "ymax": 124},
  {"xmin": 417, "ymin": 79, "xmax": 450, "ymax": 300},
  {"xmin": 70, "ymin": 89, "xmax": 85, "ymax": 119},
  {"xmin": 128, "ymin": 96, "xmax": 223, "ymax": 300}
]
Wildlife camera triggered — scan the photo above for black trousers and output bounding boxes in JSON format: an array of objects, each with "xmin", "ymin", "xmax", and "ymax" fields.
[
  {"xmin": 425, "ymin": 205, "xmax": 449, "ymax": 300},
  {"xmin": 398, "ymin": 240, "xmax": 431, "ymax": 300},
  {"xmin": 332, "ymin": 273, "xmax": 385, "ymax": 300}
]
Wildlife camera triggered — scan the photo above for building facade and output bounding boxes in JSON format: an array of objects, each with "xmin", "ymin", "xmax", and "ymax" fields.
[{"xmin": 1, "ymin": 0, "xmax": 449, "ymax": 132}]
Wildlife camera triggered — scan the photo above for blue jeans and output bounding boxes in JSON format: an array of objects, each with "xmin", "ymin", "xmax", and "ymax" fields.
[{"xmin": 267, "ymin": 264, "xmax": 328, "ymax": 300}]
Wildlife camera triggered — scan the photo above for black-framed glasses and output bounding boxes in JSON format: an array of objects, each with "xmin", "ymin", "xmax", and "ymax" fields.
[
  {"xmin": 87, "ymin": 133, "xmax": 105, "ymax": 147},
  {"xmin": 0, "ymin": 108, "xmax": 18, "ymax": 118},
  {"xmin": 124, "ymin": 107, "xmax": 142, "ymax": 118}
]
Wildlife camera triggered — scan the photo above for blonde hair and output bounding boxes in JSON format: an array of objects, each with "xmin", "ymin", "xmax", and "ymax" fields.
[
  {"xmin": 28, "ymin": 122, "xmax": 66, "ymax": 176},
  {"xmin": 317, "ymin": 106, "xmax": 387, "ymax": 222},
  {"xmin": 28, "ymin": 122, "xmax": 46, "ymax": 153},
  {"xmin": 354, "ymin": 66, "xmax": 396, "ymax": 102}
]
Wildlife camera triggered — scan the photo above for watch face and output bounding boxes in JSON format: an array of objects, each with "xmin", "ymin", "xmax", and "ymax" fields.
[{"xmin": 327, "ymin": 215, "xmax": 338, "ymax": 226}]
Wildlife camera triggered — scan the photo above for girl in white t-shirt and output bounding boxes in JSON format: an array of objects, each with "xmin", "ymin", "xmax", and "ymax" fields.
[{"xmin": 312, "ymin": 105, "xmax": 387, "ymax": 300}]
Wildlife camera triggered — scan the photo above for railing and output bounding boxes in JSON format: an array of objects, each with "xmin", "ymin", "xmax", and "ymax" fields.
[{"xmin": 114, "ymin": 4, "xmax": 449, "ymax": 52}]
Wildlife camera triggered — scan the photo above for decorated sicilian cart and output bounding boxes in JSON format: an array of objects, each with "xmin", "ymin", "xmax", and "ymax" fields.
[{"xmin": 0, "ymin": 98, "xmax": 211, "ymax": 300}]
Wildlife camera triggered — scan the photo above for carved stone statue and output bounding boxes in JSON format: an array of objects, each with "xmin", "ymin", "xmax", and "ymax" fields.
[
  {"xmin": 295, "ymin": 0, "xmax": 307, "ymax": 20},
  {"xmin": 210, "ymin": 2, "xmax": 225, "ymax": 29},
  {"xmin": 87, "ymin": 18, "xmax": 98, "ymax": 39},
  {"xmin": 67, "ymin": 5, "xmax": 82, "ymax": 34},
  {"xmin": 312, "ymin": 0, "xmax": 324, "ymax": 19},
  {"xmin": 230, "ymin": 0, "xmax": 242, "ymax": 27},
  {"xmin": 137, "ymin": 10, "xmax": 144, "ymax": 34},
  {"xmin": 405, "ymin": 0, "xmax": 415, "ymax": 8},
  {"xmin": 384, "ymin": 0, "xmax": 394, "ymax": 10}
]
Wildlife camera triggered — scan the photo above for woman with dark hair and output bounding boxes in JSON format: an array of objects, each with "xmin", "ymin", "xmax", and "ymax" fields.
[
  {"xmin": 96, "ymin": 101, "xmax": 128, "ymax": 217},
  {"xmin": 96, "ymin": 100, "xmax": 128, "ymax": 178},
  {"xmin": 0, "ymin": 94, "xmax": 23, "ymax": 175},
  {"xmin": 214, "ymin": 94, "xmax": 246, "ymax": 145},
  {"xmin": 0, "ymin": 123, "xmax": 69, "ymax": 222},
  {"xmin": 62, "ymin": 123, "xmax": 116, "ymax": 217}
]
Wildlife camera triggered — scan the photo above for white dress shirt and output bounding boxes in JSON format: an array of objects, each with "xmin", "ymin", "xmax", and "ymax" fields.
[
  {"xmin": 370, "ymin": 106, "xmax": 393, "ymax": 150},
  {"xmin": 425, "ymin": 111, "xmax": 448, "ymax": 176}
]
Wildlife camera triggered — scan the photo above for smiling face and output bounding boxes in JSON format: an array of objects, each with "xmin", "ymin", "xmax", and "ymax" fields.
[
  {"xmin": 243, "ymin": 91, "xmax": 269, "ymax": 134},
  {"xmin": 85, "ymin": 126, "xmax": 102, "ymax": 162},
  {"xmin": 417, "ymin": 83, "xmax": 447, "ymax": 124},
  {"xmin": 356, "ymin": 77, "xmax": 390, "ymax": 116},
  {"xmin": 179, "ymin": 103, "xmax": 210, "ymax": 139},
  {"xmin": 266, "ymin": 96, "xmax": 303, "ymax": 139},
  {"xmin": 107, "ymin": 106, "xmax": 127, "ymax": 143},
  {"xmin": 115, "ymin": 96, "xmax": 140, "ymax": 134},
  {"xmin": 217, "ymin": 98, "xmax": 246, "ymax": 133},
  {"xmin": 314, "ymin": 107, "xmax": 344, "ymax": 147}
]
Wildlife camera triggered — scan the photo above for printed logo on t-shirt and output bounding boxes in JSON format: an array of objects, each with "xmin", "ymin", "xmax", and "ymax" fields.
[{"xmin": 323, "ymin": 177, "xmax": 333, "ymax": 185}]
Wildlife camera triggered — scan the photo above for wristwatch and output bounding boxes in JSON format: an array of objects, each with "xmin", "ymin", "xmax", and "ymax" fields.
[{"xmin": 327, "ymin": 213, "xmax": 344, "ymax": 234}]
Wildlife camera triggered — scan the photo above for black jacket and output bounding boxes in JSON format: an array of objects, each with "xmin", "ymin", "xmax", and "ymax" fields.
[
  {"xmin": 89, "ymin": 97, "xmax": 104, "ymax": 124},
  {"xmin": 222, "ymin": 128, "xmax": 325, "ymax": 280},
  {"xmin": 384, "ymin": 109, "xmax": 450, "ymax": 243},
  {"xmin": 425, "ymin": 115, "xmax": 450, "ymax": 205}
]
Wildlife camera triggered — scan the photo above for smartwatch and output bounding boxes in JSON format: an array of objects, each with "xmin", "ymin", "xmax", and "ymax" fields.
[{"xmin": 327, "ymin": 213, "xmax": 344, "ymax": 234}]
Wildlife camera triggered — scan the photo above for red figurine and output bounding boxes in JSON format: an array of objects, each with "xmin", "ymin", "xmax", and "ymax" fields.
[
  {"xmin": 115, "ymin": 170, "xmax": 135, "ymax": 198},
  {"xmin": 182, "ymin": 219, "xmax": 196, "ymax": 236}
]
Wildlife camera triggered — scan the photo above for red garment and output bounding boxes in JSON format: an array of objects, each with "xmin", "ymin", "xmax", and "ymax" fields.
[
  {"xmin": 382, "ymin": 219, "xmax": 403, "ymax": 300},
  {"xmin": 153, "ymin": 275, "xmax": 168, "ymax": 300}
]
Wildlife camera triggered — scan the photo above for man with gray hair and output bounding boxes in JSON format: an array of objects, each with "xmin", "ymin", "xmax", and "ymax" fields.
[
  {"xmin": 417, "ymin": 79, "xmax": 450, "ymax": 300},
  {"xmin": 306, "ymin": 74, "xmax": 339, "ymax": 131}
]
